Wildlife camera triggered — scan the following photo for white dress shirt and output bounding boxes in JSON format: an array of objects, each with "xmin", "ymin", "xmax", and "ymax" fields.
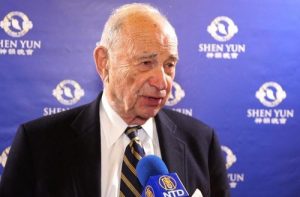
[{"xmin": 100, "ymin": 92, "xmax": 162, "ymax": 197}]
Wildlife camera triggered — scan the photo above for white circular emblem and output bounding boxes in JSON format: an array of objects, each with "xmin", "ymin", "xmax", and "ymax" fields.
[
  {"xmin": 166, "ymin": 81, "xmax": 185, "ymax": 106},
  {"xmin": 221, "ymin": 145, "xmax": 237, "ymax": 169},
  {"xmin": 255, "ymin": 82, "xmax": 286, "ymax": 107},
  {"xmin": 207, "ymin": 16, "xmax": 238, "ymax": 42},
  {"xmin": 0, "ymin": 11, "xmax": 33, "ymax": 37},
  {"xmin": 52, "ymin": 80, "xmax": 85, "ymax": 106},
  {"xmin": 0, "ymin": 146, "xmax": 11, "ymax": 168}
]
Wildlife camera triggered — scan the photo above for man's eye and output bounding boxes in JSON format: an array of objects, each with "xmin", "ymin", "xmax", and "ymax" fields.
[
  {"xmin": 165, "ymin": 63, "xmax": 175, "ymax": 68},
  {"xmin": 142, "ymin": 61, "xmax": 152, "ymax": 66}
]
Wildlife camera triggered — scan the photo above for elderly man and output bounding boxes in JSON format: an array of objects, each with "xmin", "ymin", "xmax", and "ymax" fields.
[{"xmin": 0, "ymin": 3, "xmax": 229, "ymax": 197}]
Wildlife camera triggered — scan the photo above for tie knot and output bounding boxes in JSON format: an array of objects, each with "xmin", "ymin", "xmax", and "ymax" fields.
[{"xmin": 125, "ymin": 126, "xmax": 142, "ymax": 140}]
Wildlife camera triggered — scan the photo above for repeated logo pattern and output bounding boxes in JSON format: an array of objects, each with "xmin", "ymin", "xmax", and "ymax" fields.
[
  {"xmin": 207, "ymin": 16, "xmax": 238, "ymax": 42},
  {"xmin": 247, "ymin": 81, "xmax": 294, "ymax": 125},
  {"xmin": 52, "ymin": 80, "xmax": 85, "ymax": 106},
  {"xmin": 221, "ymin": 146, "xmax": 245, "ymax": 189},
  {"xmin": 0, "ymin": 11, "xmax": 33, "ymax": 38},
  {"xmin": 255, "ymin": 82, "xmax": 287, "ymax": 107},
  {"xmin": 166, "ymin": 81, "xmax": 185, "ymax": 106},
  {"xmin": 199, "ymin": 16, "xmax": 246, "ymax": 59},
  {"xmin": 0, "ymin": 11, "xmax": 41, "ymax": 56}
]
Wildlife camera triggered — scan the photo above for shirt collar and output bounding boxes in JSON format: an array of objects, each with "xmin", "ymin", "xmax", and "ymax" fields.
[
  {"xmin": 101, "ymin": 91, "xmax": 154, "ymax": 147},
  {"xmin": 142, "ymin": 117, "xmax": 154, "ymax": 140}
]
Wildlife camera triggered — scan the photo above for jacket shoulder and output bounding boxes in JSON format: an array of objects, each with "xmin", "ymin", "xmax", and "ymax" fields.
[{"xmin": 23, "ymin": 104, "xmax": 89, "ymax": 131}]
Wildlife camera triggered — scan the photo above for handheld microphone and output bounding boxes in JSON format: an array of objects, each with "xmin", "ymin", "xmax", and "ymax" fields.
[{"xmin": 136, "ymin": 155, "xmax": 189, "ymax": 197}]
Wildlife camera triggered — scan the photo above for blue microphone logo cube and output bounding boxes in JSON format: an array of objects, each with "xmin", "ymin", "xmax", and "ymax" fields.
[{"xmin": 142, "ymin": 173, "xmax": 189, "ymax": 197}]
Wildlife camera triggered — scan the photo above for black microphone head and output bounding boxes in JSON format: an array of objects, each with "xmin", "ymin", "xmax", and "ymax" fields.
[{"xmin": 136, "ymin": 155, "xmax": 169, "ymax": 187}]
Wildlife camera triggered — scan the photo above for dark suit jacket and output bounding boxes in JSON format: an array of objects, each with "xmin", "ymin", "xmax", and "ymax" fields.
[{"xmin": 0, "ymin": 94, "xmax": 230, "ymax": 197}]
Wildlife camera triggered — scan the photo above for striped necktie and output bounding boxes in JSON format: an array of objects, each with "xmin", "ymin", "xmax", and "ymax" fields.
[{"xmin": 120, "ymin": 126, "xmax": 145, "ymax": 197}]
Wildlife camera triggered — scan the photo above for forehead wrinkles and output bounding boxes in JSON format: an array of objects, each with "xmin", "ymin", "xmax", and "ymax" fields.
[
  {"xmin": 133, "ymin": 29, "xmax": 176, "ymax": 54},
  {"xmin": 112, "ymin": 13, "xmax": 178, "ymax": 59},
  {"xmin": 126, "ymin": 34, "xmax": 177, "ymax": 61}
]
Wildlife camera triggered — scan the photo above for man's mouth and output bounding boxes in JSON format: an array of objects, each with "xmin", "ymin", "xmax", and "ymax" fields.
[{"xmin": 143, "ymin": 96, "xmax": 163, "ymax": 106}]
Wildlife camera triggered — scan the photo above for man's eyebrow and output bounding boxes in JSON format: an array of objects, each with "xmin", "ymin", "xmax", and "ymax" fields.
[
  {"xmin": 136, "ymin": 53, "xmax": 178, "ymax": 61},
  {"xmin": 137, "ymin": 53, "xmax": 158, "ymax": 60},
  {"xmin": 168, "ymin": 54, "xmax": 179, "ymax": 62}
]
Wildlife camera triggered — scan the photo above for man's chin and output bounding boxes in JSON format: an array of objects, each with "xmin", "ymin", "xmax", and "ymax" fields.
[
  {"xmin": 128, "ymin": 105, "xmax": 163, "ymax": 124},
  {"xmin": 139, "ymin": 108, "xmax": 161, "ymax": 119}
]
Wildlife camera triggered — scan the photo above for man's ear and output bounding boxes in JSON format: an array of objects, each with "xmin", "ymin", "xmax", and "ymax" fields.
[{"xmin": 94, "ymin": 46, "xmax": 109, "ymax": 81}]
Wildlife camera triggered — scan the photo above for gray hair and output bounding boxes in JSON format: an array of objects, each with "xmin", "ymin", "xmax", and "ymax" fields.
[{"xmin": 98, "ymin": 3, "xmax": 177, "ymax": 52}]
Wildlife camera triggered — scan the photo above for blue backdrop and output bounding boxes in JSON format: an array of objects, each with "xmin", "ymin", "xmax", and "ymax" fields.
[{"xmin": 1, "ymin": 0, "xmax": 299, "ymax": 196}]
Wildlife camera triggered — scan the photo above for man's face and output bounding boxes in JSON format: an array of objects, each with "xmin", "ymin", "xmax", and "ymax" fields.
[{"xmin": 105, "ymin": 19, "xmax": 178, "ymax": 124}]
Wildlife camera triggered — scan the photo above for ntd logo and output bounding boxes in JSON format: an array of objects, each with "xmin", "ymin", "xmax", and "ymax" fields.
[
  {"xmin": 143, "ymin": 173, "xmax": 189, "ymax": 197},
  {"xmin": 159, "ymin": 175, "xmax": 186, "ymax": 197},
  {"xmin": 145, "ymin": 186, "xmax": 155, "ymax": 197},
  {"xmin": 159, "ymin": 175, "xmax": 177, "ymax": 190},
  {"xmin": 162, "ymin": 190, "xmax": 186, "ymax": 197}
]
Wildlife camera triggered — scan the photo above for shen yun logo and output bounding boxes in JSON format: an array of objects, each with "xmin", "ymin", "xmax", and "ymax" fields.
[
  {"xmin": 199, "ymin": 16, "xmax": 246, "ymax": 59},
  {"xmin": 247, "ymin": 81, "xmax": 294, "ymax": 125},
  {"xmin": 0, "ymin": 11, "xmax": 33, "ymax": 38},
  {"xmin": 44, "ymin": 80, "xmax": 85, "ymax": 116},
  {"xmin": 166, "ymin": 81, "xmax": 185, "ymax": 107},
  {"xmin": 255, "ymin": 82, "xmax": 286, "ymax": 107},
  {"xmin": 166, "ymin": 81, "xmax": 192, "ymax": 116},
  {"xmin": 221, "ymin": 145, "xmax": 244, "ymax": 188},
  {"xmin": 207, "ymin": 16, "xmax": 238, "ymax": 42},
  {"xmin": 0, "ymin": 11, "xmax": 41, "ymax": 56},
  {"xmin": 52, "ymin": 80, "xmax": 85, "ymax": 106}
]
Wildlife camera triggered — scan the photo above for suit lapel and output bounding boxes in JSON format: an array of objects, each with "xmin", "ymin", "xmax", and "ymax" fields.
[
  {"xmin": 61, "ymin": 95, "xmax": 187, "ymax": 196},
  {"xmin": 67, "ymin": 94, "xmax": 102, "ymax": 197},
  {"xmin": 155, "ymin": 110, "xmax": 187, "ymax": 187}
]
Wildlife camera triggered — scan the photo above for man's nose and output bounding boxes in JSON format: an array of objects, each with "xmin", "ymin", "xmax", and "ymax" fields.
[{"xmin": 149, "ymin": 66, "xmax": 168, "ymax": 90}]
